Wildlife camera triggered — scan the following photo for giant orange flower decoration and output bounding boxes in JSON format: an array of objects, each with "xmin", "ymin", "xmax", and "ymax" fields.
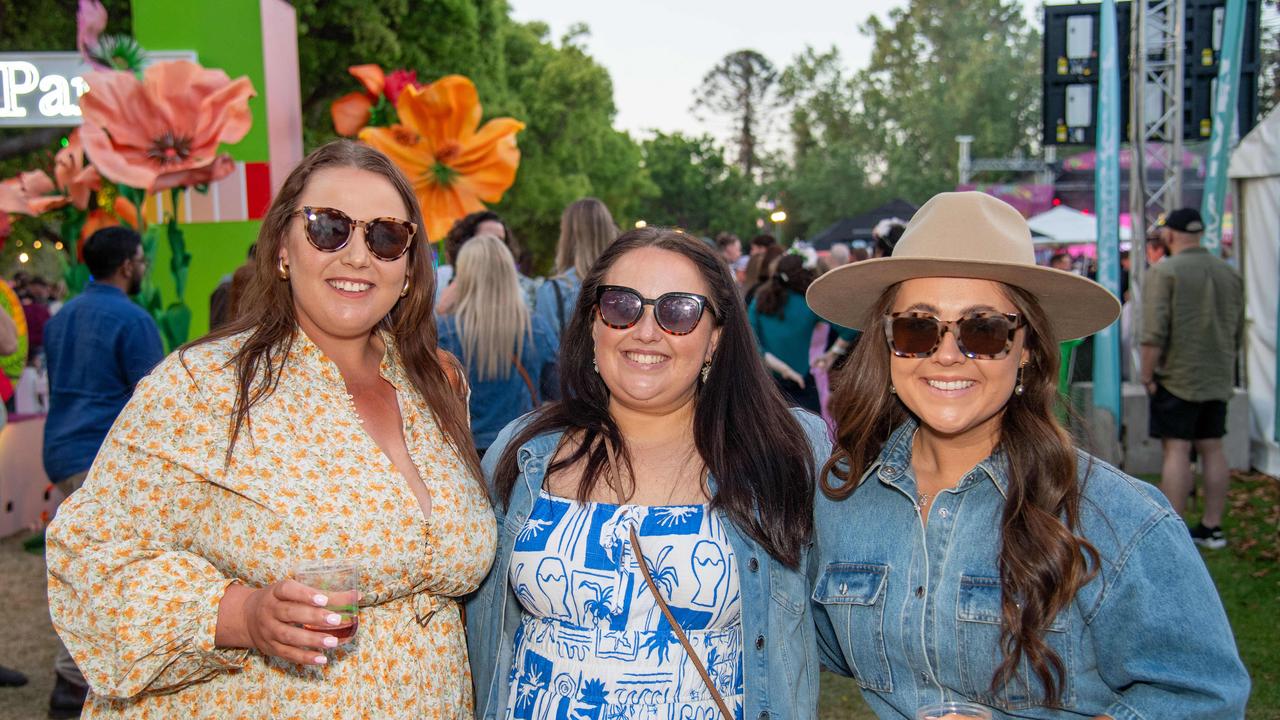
[
  {"xmin": 79, "ymin": 60, "xmax": 255, "ymax": 193},
  {"xmin": 359, "ymin": 75, "xmax": 524, "ymax": 241}
]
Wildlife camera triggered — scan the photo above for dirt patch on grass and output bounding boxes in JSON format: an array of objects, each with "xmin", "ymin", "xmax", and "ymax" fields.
[{"xmin": 0, "ymin": 532, "xmax": 58, "ymax": 719}]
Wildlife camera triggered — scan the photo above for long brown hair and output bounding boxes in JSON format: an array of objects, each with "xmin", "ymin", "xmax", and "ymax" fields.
[
  {"xmin": 182, "ymin": 140, "xmax": 481, "ymax": 483},
  {"xmin": 753, "ymin": 253, "xmax": 815, "ymax": 317},
  {"xmin": 821, "ymin": 282, "xmax": 1099, "ymax": 706},
  {"xmin": 555, "ymin": 197, "xmax": 618, "ymax": 278},
  {"xmin": 494, "ymin": 227, "xmax": 815, "ymax": 568}
]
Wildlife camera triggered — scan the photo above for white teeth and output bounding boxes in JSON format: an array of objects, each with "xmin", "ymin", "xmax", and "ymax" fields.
[
  {"xmin": 625, "ymin": 352, "xmax": 667, "ymax": 365},
  {"xmin": 329, "ymin": 280, "xmax": 372, "ymax": 293},
  {"xmin": 927, "ymin": 379, "xmax": 976, "ymax": 391}
]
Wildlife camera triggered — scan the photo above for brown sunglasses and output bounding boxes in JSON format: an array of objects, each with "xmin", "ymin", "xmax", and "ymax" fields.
[
  {"xmin": 884, "ymin": 311, "xmax": 1025, "ymax": 360},
  {"xmin": 293, "ymin": 206, "xmax": 417, "ymax": 261}
]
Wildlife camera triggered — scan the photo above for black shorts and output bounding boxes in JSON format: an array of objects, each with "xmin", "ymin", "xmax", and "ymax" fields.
[{"xmin": 1148, "ymin": 383, "xmax": 1228, "ymax": 440}]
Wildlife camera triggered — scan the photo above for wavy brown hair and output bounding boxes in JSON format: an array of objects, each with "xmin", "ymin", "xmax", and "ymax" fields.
[
  {"xmin": 182, "ymin": 140, "xmax": 481, "ymax": 484},
  {"xmin": 494, "ymin": 227, "xmax": 815, "ymax": 568},
  {"xmin": 821, "ymin": 281, "xmax": 1099, "ymax": 706}
]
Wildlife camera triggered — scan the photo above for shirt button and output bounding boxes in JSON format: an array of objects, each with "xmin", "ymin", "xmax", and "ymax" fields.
[
  {"xmin": 915, "ymin": 586, "xmax": 924, "ymax": 598},
  {"xmin": 884, "ymin": 467, "xmax": 897, "ymax": 475},
  {"xmin": 748, "ymin": 557, "xmax": 759, "ymax": 572},
  {"xmin": 758, "ymin": 712, "xmax": 770, "ymax": 720},
  {"xmin": 838, "ymin": 582, "xmax": 848, "ymax": 595},
  {"xmin": 755, "ymin": 634, "xmax": 766, "ymax": 651},
  {"xmin": 938, "ymin": 507, "xmax": 950, "ymax": 519}
]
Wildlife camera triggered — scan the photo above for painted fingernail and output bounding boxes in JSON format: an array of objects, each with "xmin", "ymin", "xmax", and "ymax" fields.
[
  {"xmin": 312, "ymin": 594, "xmax": 328, "ymax": 606},
  {"xmin": 314, "ymin": 655, "xmax": 328, "ymax": 665},
  {"xmin": 323, "ymin": 636, "xmax": 338, "ymax": 648},
  {"xmin": 326, "ymin": 613, "xmax": 342, "ymax": 625}
]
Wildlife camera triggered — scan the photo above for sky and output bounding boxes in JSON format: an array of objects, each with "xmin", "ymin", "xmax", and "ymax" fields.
[{"xmin": 507, "ymin": 0, "xmax": 1047, "ymax": 142}]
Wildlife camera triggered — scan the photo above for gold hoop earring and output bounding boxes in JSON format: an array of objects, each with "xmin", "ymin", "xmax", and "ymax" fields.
[
  {"xmin": 277, "ymin": 256, "xmax": 289, "ymax": 281},
  {"xmin": 400, "ymin": 276, "xmax": 411, "ymax": 298}
]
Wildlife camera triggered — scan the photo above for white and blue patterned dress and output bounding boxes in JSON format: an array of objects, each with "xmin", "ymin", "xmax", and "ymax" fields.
[{"xmin": 504, "ymin": 489, "xmax": 744, "ymax": 720}]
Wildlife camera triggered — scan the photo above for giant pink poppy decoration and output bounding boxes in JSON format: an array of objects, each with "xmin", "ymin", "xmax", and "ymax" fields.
[{"xmin": 79, "ymin": 60, "xmax": 256, "ymax": 193}]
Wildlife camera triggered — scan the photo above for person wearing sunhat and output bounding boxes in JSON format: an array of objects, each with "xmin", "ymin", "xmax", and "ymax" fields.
[
  {"xmin": 1140, "ymin": 207, "xmax": 1244, "ymax": 550},
  {"xmin": 806, "ymin": 192, "xmax": 1248, "ymax": 719}
]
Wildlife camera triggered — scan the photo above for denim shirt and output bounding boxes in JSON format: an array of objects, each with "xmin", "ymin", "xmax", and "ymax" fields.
[
  {"xmin": 533, "ymin": 267, "xmax": 579, "ymax": 344},
  {"xmin": 466, "ymin": 408, "xmax": 831, "ymax": 720},
  {"xmin": 810, "ymin": 419, "xmax": 1250, "ymax": 719},
  {"xmin": 436, "ymin": 313, "xmax": 558, "ymax": 450},
  {"xmin": 43, "ymin": 283, "xmax": 165, "ymax": 482}
]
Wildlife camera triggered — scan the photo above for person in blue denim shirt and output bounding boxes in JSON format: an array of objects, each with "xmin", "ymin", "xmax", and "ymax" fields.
[
  {"xmin": 435, "ymin": 234, "xmax": 557, "ymax": 455},
  {"xmin": 805, "ymin": 193, "xmax": 1249, "ymax": 719},
  {"xmin": 534, "ymin": 198, "xmax": 618, "ymax": 344},
  {"xmin": 467, "ymin": 227, "xmax": 829, "ymax": 720}
]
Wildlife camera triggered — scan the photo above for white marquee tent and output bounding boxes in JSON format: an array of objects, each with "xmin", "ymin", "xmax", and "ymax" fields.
[
  {"xmin": 1027, "ymin": 205, "xmax": 1132, "ymax": 245},
  {"xmin": 1229, "ymin": 106, "xmax": 1280, "ymax": 476}
]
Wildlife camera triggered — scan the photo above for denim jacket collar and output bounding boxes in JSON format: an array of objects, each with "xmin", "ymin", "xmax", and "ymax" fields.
[{"xmin": 863, "ymin": 418, "xmax": 1011, "ymax": 499}]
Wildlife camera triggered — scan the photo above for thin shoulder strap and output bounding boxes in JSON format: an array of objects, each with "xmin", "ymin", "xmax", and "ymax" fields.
[
  {"xmin": 604, "ymin": 438, "xmax": 731, "ymax": 720},
  {"xmin": 551, "ymin": 278, "xmax": 566, "ymax": 333},
  {"xmin": 630, "ymin": 525, "xmax": 734, "ymax": 720},
  {"xmin": 512, "ymin": 352, "xmax": 539, "ymax": 406}
]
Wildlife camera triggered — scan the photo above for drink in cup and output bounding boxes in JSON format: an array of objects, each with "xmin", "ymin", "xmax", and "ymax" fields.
[
  {"xmin": 915, "ymin": 701, "xmax": 993, "ymax": 720},
  {"xmin": 294, "ymin": 559, "xmax": 360, "ymax": 640}
]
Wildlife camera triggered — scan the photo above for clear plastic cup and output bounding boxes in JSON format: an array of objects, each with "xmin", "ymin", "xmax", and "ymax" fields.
[
  {"xmin": 293, "ymin": 559, "xmax": 361, "ymax": 640},
  {"xmin": 915, "ymin": 701, "xmax": 993, "ymax": 720}
]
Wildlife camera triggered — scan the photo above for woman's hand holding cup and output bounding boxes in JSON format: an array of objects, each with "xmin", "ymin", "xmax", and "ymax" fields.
[{"xmin": 241, "ymin": 579, "xmax": 360, "ymax": 666}]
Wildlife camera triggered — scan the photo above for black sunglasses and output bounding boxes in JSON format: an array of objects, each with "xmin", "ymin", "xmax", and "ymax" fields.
[
  {"xmin": 293, "ymin": 206, "xmax": 417, "ymax": 262},
  {"xmin": 596, "ymin": 285, "xmax": 714, "ymax": 336},
  {"xmin": 883, "ymin": 311, "xmax": 1025, "ymax": 360}
]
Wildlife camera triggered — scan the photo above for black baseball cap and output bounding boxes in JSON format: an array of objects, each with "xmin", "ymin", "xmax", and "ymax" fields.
[{"xmin": 1160, "ymin": 208, "xmax": 1205, "ymax": 233}]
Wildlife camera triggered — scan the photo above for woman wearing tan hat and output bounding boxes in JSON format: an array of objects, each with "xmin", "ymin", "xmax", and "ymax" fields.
[{"xmin": 806, "ymin": 192, "xmax": 1248, "ymax": 719}]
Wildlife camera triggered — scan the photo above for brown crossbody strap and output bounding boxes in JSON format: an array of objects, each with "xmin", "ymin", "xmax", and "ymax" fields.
[
  {"xmin": 629, "ymin": 525, "xmax": 734, "ymax": 720},
  {"xmin": 512, "ymin": 352, "xmax": 538, "ymax": 406}
]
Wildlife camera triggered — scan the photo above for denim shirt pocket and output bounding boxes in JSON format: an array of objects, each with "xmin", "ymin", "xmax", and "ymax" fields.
[
  {"xmin": 811, "ymin": 562, "xmax": 893, "ymax": 693},
  {"xmin": 955, "ymin": 575, "xmax": 1074, "ymax": 710}
]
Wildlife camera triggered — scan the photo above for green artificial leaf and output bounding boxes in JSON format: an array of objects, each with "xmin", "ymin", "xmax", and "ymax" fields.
[
  {"xmin": 367, "ymin": 95, "xmax": 399, "ymax": 127},
  {"xmin": 64, "ymin": 263, "xmax": 91, "ymax": 296},
  {"xmin": 157, "ymin": 302, "xmax": 191, "ymax": 351}
]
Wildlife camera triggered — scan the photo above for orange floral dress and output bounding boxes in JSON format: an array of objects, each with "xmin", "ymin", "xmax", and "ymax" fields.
[{"xmin": 45, "ymin": 331, "xmax": 497, "ymax": 719}]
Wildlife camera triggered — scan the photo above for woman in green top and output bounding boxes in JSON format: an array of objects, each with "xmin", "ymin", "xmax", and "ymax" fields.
[{"xmin": 747, "ymin": 253, "xmax": 845, "ymax": 413}]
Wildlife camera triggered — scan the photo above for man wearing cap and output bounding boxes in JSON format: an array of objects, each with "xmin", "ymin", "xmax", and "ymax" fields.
[{"xmin": 1140, "ymin": 207, "xmax": 1244, "ymax": 549}]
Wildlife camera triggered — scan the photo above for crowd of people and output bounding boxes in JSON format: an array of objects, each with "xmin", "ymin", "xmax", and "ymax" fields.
[{"xmin": 0, "ymin": 140, "xmax": 1251, "ymax": 719}]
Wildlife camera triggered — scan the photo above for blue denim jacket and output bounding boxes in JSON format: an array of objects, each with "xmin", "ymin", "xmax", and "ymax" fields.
[
  {"xmin": 466, "ymin": 408, "xmax": 831, "ymax": 720},
  {"xmin": 810, "ymin": 419, "xmax": 1250, "ymax": 719}
]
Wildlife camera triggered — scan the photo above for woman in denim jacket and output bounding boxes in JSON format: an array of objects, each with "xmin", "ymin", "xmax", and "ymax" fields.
[
  {"xmin": 466, "ymin": 227, "xmax": 829, "ymax": 720},
  {"xmin": 805, "ymin": 193, "xmax": 1249, "ymax": 719}
]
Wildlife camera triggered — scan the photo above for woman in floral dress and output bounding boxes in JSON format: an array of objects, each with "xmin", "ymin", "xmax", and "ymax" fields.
[{"xmin": 46, "ymin": 141, "xmax": 496, "ymax": 719}]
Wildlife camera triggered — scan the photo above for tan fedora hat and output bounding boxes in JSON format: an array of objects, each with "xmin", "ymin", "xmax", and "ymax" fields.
[{"xmin": 806, "ymin": 192, "xmax": 1120, "ymax": 341}]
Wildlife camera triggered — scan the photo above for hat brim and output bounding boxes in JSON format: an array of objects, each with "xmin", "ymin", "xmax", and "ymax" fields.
[{"xmin": 806, "ymin": 257, "xmax": 1122, "ymax": 342}]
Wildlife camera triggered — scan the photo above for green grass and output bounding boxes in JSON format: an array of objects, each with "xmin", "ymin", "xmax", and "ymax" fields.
[{"xmin": 817, "ymin": 471, "xmax": 1279, "ymax": 719}]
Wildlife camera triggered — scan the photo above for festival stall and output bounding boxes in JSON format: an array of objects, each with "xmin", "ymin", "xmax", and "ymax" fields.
[{"xmin": 1229, "ymin": 106, "xmax": 1280, "ymax": 476}]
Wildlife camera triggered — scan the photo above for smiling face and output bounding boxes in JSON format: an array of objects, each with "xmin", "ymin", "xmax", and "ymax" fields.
[
  {"xmin": 889, "ymin": 277, "xmax": 1028, "ymax": 442},
  {"xmin": 280, "ymin": 166, "xmax": 411, "ymax": 344},
  {"xmin": 592, "ymin": 247, "xmax": 720, "ymax": 416}
]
